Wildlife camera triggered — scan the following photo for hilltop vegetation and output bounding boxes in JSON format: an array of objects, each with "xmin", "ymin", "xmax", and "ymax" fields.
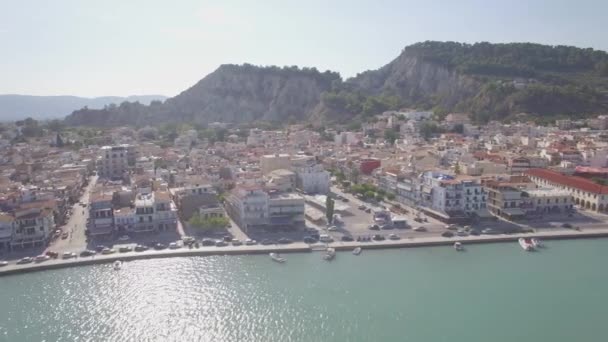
[{"xmin": 64, "ymin": 42, "xmax": 608, "ymax": 127}]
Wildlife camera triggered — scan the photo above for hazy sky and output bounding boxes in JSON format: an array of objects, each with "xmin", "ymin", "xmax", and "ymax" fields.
[{"xmin": 1, "ymin": 0, "xmax": 607, "ymax": 97}]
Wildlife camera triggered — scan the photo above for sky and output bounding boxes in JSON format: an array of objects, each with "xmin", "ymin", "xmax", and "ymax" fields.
[{"xmin": 1, "ymin": 0, "xmax": 607, "ymax": 98}]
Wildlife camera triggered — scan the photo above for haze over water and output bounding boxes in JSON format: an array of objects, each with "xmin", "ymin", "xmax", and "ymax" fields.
[{"xmin": 1, "ymin": 239, "xmax": 607, "ymax": 342}]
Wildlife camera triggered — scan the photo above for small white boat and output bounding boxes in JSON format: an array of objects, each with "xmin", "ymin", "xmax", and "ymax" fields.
[
  {"xmin": 323, "ymin": 248, "xmax": 336, "ymax": 261},
  {"xmin": 269, "ymin": 253, "xmax": 286, "ymax": 263},
  {"xmin": 518, "ymin": 238, "xmax": 535, "ymax": 251},
  {"xmin": 113, "ymin": 260, "xmax": 122, "ymax": 270},
  {"xmin": 531, "ymin": 238, "xmax": 544, "ymax": 248},
  {"xmin": 352, "ymin": 247, "xmax": 362, "ymax": 255},
  {"xmin": 454, "ymin": 242, "xmax": 464, "ymax": 251}
]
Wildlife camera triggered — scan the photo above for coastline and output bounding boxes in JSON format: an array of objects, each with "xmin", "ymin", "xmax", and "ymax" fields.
[{"xmin": 2, "ymin": 227, "xmax": 608, "ymax": 277}]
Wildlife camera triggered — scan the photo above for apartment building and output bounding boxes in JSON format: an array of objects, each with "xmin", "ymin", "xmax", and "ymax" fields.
[
  {"xmin": 11, "ymin": 205, "xmax": 55, "ymax": 249},
  {"xmin": 88, "ymin": 191, "xmax": 115, "ymax": 237},
  {"xmin": 260, "ymin": 153, "xmax": 291, "ymax": 175},
  {"xmin": 98, "ymin": 145, "xmax": 134, "ymax": 179},
  {"xmin": 292, "ymin": 156, "xmax": 330, "ymax": 194}
]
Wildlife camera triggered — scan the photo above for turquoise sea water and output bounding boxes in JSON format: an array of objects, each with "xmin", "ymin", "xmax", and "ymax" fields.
[{"xmin": 1, "ymin": 239, "xmax": 608, "ymax": 342}]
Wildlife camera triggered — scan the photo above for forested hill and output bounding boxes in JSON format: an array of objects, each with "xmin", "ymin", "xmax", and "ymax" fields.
[{"xmin": 65, "ymin": 42, "xmax": 608, "ymax": 127}]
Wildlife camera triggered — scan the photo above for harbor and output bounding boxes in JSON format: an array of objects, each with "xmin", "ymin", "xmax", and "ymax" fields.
[{"xmin": 2, "ymin": 226, "xmax": 608, "ymax": 277}]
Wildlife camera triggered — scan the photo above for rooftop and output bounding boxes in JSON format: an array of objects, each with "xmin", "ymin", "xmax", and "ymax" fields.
[{"xmin": 527, "ymin": 168, "xmax": 608, "ymax": 195}]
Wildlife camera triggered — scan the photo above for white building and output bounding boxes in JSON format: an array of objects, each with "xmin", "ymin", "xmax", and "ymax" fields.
[
  {"xmin": 0, "ymin": 213, "xmax": 14, "ymax": 251},
  {"xmin": 334, "ymin": 131, "xmax": 358, "ymax": 146},
  {"xmin": 292, "ymin": 156, "xmax": 330, "ymax": 194},
  {"xmin": 11, "ymin": 206, "xmax": 55, "ymax": 249},
  {"xmin": 133, "ymin": 191, "xmax": 177, "ymax": 233}
]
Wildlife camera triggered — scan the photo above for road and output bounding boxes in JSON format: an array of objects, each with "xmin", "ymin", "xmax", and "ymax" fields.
[{"xmin": 47, "ymin": 175, "xmax": 98, "ymax": 254}]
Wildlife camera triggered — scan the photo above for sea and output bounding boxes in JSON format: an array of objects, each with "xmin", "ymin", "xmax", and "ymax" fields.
[{"xmin": 1, "ymin": 239, "xmax": 607, "ymax": 342}]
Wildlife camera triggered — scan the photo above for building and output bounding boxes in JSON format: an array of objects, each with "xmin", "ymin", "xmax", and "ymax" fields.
[
  {"xmin": 266, "ymin": 169, "xmax": 296, "ymax": 192},
  {"xmin": 88, "ymin": 191, "xmax": 115, "ymax": 237},
  {"xmin": 260, "ymin": 153, "xmax": 291, "ymax": 175},
  {"xmin": 133, "ymin": 191, "xmax": 177, "ymax": 233},
  {"xmin": 98, "ymin": 145, "xmax": 133, "ymax": 179},
  {"xmin": 0, "ymin": 212, "xmax": 14, "ymax": 252},
  {"xmin": 484, "ymin": 179, "xmax": 527, "ymax": 221},
  {"xmin": 11, "ymin": 205, "xmax": 55, "ymax": 249},
  {"xmin": 360, "ymin": 158, "xmax": 381, "ymax": 175},
  {"xmin": 421, "ymin": 172, "xmax": 486, "ymax": 220},
  {"xmin": 292, "ymin": 156, "xmax": 330, "ymax": 194},
  {"xmin": 527, "ymin": 168, "xmax": 608, "ymax": 213},
  {"xmin": 268, "ymin": 192, "xmax": 305, "ymax": 227},
  {"xmin": 525, "ymin": 188, "xmax": 573, "ymax": 214}
]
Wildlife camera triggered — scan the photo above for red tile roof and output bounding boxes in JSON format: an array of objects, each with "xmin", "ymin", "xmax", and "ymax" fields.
[{"xmin": 527, "ymin": 168, "xmax": 608, "ymax": 194}]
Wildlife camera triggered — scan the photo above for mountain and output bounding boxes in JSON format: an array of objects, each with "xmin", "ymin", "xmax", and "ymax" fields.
[
  {"xmin": 64, "ymin": 41, "xmax": 608, "ymax": 127},
  {"xmin": 0, "ymin": 94, "xmax": 167, "ymax": 122}
]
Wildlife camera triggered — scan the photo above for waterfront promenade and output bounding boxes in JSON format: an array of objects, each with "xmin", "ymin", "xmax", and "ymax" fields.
[{"xmin": 2, "ymin": 227, "xmax": 608, "ymax": 277}]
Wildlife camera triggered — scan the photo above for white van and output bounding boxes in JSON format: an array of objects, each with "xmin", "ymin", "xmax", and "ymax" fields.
[{"xmin": 319, "ymin": 234, "xmax": 333, "ymax": 243}]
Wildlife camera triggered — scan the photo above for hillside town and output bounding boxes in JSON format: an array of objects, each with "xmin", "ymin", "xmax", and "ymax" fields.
[{"xmin": 3, "ymin": 111, "xmax": 608, "ymax": 262}]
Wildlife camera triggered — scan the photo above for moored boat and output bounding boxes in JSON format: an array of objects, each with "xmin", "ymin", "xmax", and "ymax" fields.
[
  {"xmin": 454, "ymin": 242, "xmax": 464, "ymax": 251},
  {"xmin": 269, "ymin": 253, "xmax": 286, "ymax": 263},
  {"xmin": 531, "ymin": 238, "xmax": 544, "ymax": 248},
  {"xmin": 352, "ymin": 247, "xmax": 362, "ymax": 255},
  {"xmin": 518, "ymin": 238, "xmax": 534, "ymax": 251},
  {"xmin": 113, "ymin": 260, "xmax": 122, "ymax": 270},
  {"xmin": 323, "ymin": 248, "xmax": 336, "ymax": 261}
]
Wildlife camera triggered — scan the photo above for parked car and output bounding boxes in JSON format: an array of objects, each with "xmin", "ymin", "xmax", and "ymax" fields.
[
  {"xmin": 342, "ymin": 198, "xmax": 349, "ymax": 202},
  {"xmin": 95, "ymin": 245, "xmax": 107, "ymax": 252},
  {"xmin": 168, "ymin": 242, "xmax": 181, "ymax": 249},
  {"xmin": 261, "ymin": 239, "xmax": 276, "ymax": 245},
  {"xmin": 231, "ymin": 239, "xmax": 243, "ymax": 246},
  {"xmin": 368, "ymin": 224, "xmax": 380, "ymax": 231},
  {"xmin": 182, "ymin": 236, "xmax": 195, "ymax": 245},
  {"xmin": 117, "ymin": 235, "xmax": 130, "ymax": 241},
  {"xmin": 223, "ymin": 235, "xmax": 233, "ymax": 242},
  {"xmin": 441, "ymin": 231, "xmax": 454, "ymax": 238},
  {"xmin": 456, "ymin": 230, "xmax": 468, "ymax": 237},
  {"xmin": 319, "ymin": 234, "xmax": 333, "ymax": 243},
  {"xmin": 561, "ymin": 223, "xmax": 573, "ymax": 228},
  {"xmin": 388, "ymin": 234, "xmax": 400, "ymax": 240},
  {"xmin": 413, "ymin": 226, "xmax": 427, "ymax": 232},
  {"xmin": 372, "ymin": 234, "xmax": 385, "ymax": 241},
  {"xmin": 278, "ymin": 238, "xmax": 293, "ymax": 244},
  {"xmin": 134, "ymin": 245, "xmax": 149, "ymax": 252},
  {"xmin": 245, "ymin": 239, "xmax": 257, "ymax": 245},
  {"xmin": 17, "ymin": 257, "xmax": 34, "ymax": 264},
  {"xmin": 327, "ymin": 226, "xmax": 338, "ymax": 232},
  {"xmin": 80, "ymin": 250, "xmax": 96, "ymax": 257},
  {"xmin": 215, "ymin": 240, "xmax": 228, "ymax": 247},
  {"xmin": 35, "ymin": 254, "xmax": 50, "ymax": 262},
  {"xmin": 101, "ymin": 247, "xmax": 116, "ymax": 254},
  {"xmin": 303, "ymin": 236, "xmax": 317, "ymax": 244},
  {"xmin": 481, "ymin": 228, "xmax": 501, "ymax": 235},
  {"xmin": 446, "ymin": 224, "xmax": 458, "ymax": 231},
  {"xmin": 358, "ymin": 205, "xmax": 367, "ymax": 210},
  {"xmin": 469, "ymin": 230, "xmax": 481, "ymax": 236},
  {"xmin": 341, "ymin": 236, "xmax": 354, "ymax": 242},
  {"xmin": 202, "ymin": 239, "xmax": 215, "ymax": 246},
  {"xmin": 62, "ymin": 252, "xmax": 77, "ymax": 259},
  {"xmin": 365, "ymin": 208, "xmax": 372, "ymax": 213},
  {"xmin": 61, "ymin": 232, "xmax": 69, "ymax": 240},
  {"xmin": 45, "ymin": 251, "xmax": 59, "ymax": 259},
  {"xmin": 154, "ymin": 243, "xmax": 167, "ymax": 250}
]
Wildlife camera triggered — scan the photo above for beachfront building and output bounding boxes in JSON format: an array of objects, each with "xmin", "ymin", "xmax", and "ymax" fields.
[
  {"xmin": 527, "ymin": 168, "xmax": 608, "ymax": 213},
  {"xmin": 484, "ymin": 177, "xmax": 534, "ymax": 221},
  {"xmin": 0, "ymin": 212, "xmax": 14, "ymax": 252},
  {"xmin": 11, "ymin": 205, "xmax": 55, "ymax": 249},
  {"xmin": 133, "ymin": 191, "xmax": 177, "ymax": 233},
  {"xmin": 88, "ymin": 191, "xmax": 115, "ymax": 238},
  {"xmin": 419, "ymin": 171, "xmax": 487, "ymax": 221},
  {"xmin": 268, "ymin": 192, "xmax": 305, "ymax": 227},
  {"xmin": 524, "ymin": 188, "xmax": 574, "ymax": 214}
]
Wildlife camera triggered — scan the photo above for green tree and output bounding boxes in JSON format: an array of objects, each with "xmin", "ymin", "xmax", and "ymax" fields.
[
  {"xmin": 189, "ymin": 213, "xmax": 228, "ymax": 231},
  {"xmin": 384, "ymin": 129, "xmax": 399, "ymax": 145},
  {"xmin": 454, "ymin": 162, "xmax": 461, "ymax": 175},
  {"xmin": 325, "ymin": 196, "xmax": 335, "ymax": 224},
  {"xmin": 386, "ymin": 193, "xmax": 396, "ymax": 201}
]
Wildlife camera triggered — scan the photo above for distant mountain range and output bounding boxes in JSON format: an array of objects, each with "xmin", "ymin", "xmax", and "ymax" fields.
[
  {"xmin": 62, "ymin": 41, "xmax": 608, "ymax": 127},
  {"xmin": 0, "ymin": 94, "xmax": 167, "ymax": 121}
]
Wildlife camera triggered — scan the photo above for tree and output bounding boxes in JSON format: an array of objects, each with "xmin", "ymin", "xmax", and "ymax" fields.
[
  {"xmin": 384, "ymin": 129, "xmax": 399, "ymax": 145},
  {"xmin": 375, "ymin": 193, "xmax": 384, "ymax": 202},
  {"xmin": 386, "ymin": 193, "xmax": 396, "ymax": 201},
  {"xmin": 189, "ymin": 213, "xmax": 228, "ymax": 232},
  {"xmin": 364, "ymin": 190, "xmax": 375, "ymax": 200},
  {"xmin": 454, "ymin": 162, "xmax": 461, "ymax": 175},
  {"xmin": 325, "ymin": 196, "xmax": 335, "ymax": 224}
]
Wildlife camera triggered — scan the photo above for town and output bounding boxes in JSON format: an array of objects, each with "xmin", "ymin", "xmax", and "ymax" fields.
[{"xmin": 2, "ymin": 111, "xmax": 608, "ymax": 270}]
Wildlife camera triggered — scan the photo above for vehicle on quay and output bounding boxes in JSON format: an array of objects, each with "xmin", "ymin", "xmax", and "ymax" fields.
[
  {"xmin": 17, "ymin": 257, "xmax": 34, "ymax": 264},
  {"xmin": 352, "ymin": 247, "xmax": 362, "ymax": 255},
  {"xmin": 182, "ymin": 236, "xmax": 195, "ymax": 244},
  {"xmin": 319, "ymin": 234, "xmax": 333, "ymax": 243},
  {"xmin": 223, "ymin": 235, "xmax": 233, "ymax": 242},
  {"xmin": 441, "ymin": 231, "xmax": 454, "ymax": 238},
  {"xmin": 278, "ymin": 238, "xmax": 293, "ymax": 244},
  {"xmin": 215, "ymin": 240, "xmax": 228, "ymax": 247},
  {"xmin": 456, "ymin": 230, "xmax": 468, "ymax": 237},
  {"xmin": 62, "ymin": 252, "xmax": 77, "ymax": 259},
  {"xmin": 341, "ymin": 236, "xmax": 354, "ymax": 242},
  {"xmin": 232, "ymin": 239, "xmax": 242, "ymax": 246},
  {"xmin": 101, "ymin": 247, "xmax": 116, "ymax": 255},
  {"xmin": 46, "ymin": 251, "xmax": 59, "ymax": 259},
  {"xmin": 519, "ymin": 238, "xmax": 535, "ymax": 251},
  {"xmin": 119, "ymin": 246, "xmax": 133, "ymax": 253},
  {"xmin": 168, "ymin": 242, "xmax": 181, "ymax": 249},
  {"xmin": 303, "ymin": 236, "xmax": 317, "ymax": 244},
  {"xmin": 372, "ymin": 234, "xmax": 385, "ymax": 241},
  {"xmin": 388, "ymin": 234, "xmax": 400, "ymax": 240},
  {"xmin": 368, "ymin": 224, "xmax": 380, "ymax": 231},
  {"xmin": 323, "ymin": 247, "xmax": 336, "ymax": 261},
  {"xmin": 261, "ymin": 239, "xmax": 276, "ymax": 245},
  {"xmin": 269, "ymin": 253, "xmax": 286, "ymax": 263},
  {"xmin": 482, "ymin": 228, "xmax": 501, "ymax": 235},
  {"xmin": 35, "ymin": 254, "xmax": 50, "ymax": 263},
  {"xmin": 154, "ymin": 243, "xmax": 167, "ymax": 250},
  {"xmin": 61, "ymin": 232, "xmax": 69, "ymax": 240},
  {"xmin": 118, "ymin": 235, "xmax": 130, "ymax": 241},
  {"xmin": 327, "ymin": 225, "xmax": 338, "ymax": 232},
  {"xmin": 531, "ymin": 238, "xmax": 544, "ymax": 248},
  {"xmin": 113, "ymin": 260, "xmax": 122, "ymax": 270},
  {"xmin": 454, "ymin": 242, "xmax": 464, "ymax": 251},
  {"xmin": 95, "ymin": 245, "xmax": 107, "ymax": 252},
  {"xmin": 413, "ymin": 226, "xmax": 427, "ymax": 232},
  {"xmin": 134, "ymin": 245, "xmax": 149, "ymax": 252},
  {"xmin": 202, "ymin": 239, "xmax": 215, "ymax": 246},
  {"xmin": 80, "ymin": 250, "xmax": 96, "ymax": 257},
  {"xmin": 358, "ymin": 205, "xmax": 367, "ymax": 210},
  {"xmin": 446, "ymin": 224, "xmax": 458, "ymax": 231},
  {"xmin": 245, "ymin": 239, "xmax": 257, "ymax": 245}
]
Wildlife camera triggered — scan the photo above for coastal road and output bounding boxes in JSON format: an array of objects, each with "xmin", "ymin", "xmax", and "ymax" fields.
[{"xmin": 48, "ymin": 175, "xmax": 98, "ymax": 254}]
